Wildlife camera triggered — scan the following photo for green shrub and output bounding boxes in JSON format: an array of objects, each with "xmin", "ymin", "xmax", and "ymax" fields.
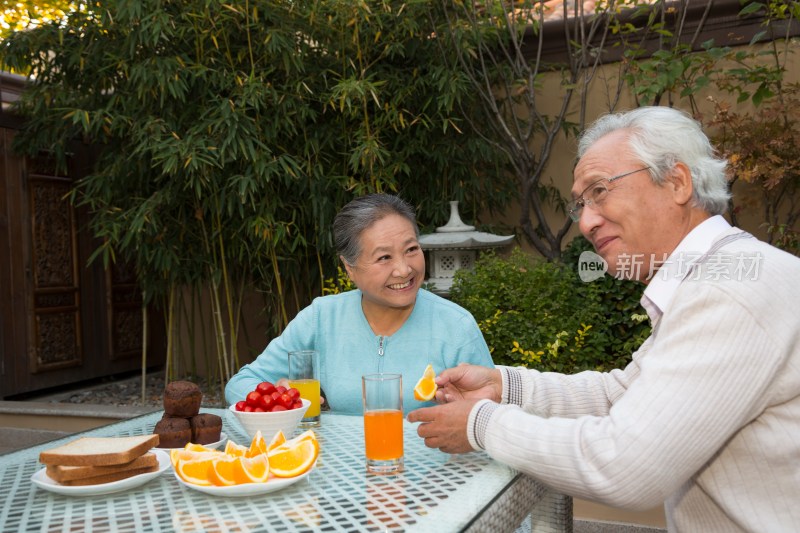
[{"xmin": 450, "ymin": 239, "xmax": 651, "ymax": 373}]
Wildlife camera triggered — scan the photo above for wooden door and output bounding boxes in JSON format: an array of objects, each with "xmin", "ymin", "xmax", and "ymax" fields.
[{"xmin": 0, "ymin": 127, "xmax": 164, "ymax": 398}]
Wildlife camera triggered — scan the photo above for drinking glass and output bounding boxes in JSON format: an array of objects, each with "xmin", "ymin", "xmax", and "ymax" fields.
[
  {"xmin": 362, "ymin": 373, "xmax": 403, "ymax": 474},
  {"xmin": 288, "ymin": 350, "xmax": 321, "ymax": 427}
]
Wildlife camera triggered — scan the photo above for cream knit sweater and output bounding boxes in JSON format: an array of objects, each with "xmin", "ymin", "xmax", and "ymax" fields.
[{"xmin": 468, "ymin": 227, "xmax": 800, "ymax": 532}]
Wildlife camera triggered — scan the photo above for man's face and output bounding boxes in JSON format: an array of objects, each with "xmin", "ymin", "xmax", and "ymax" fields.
[{"xmin": 572, "ymin": 130, "xmax": 688, "ymax": 282}]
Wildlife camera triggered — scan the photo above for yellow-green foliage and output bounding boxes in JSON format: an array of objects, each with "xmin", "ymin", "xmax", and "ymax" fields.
[
  {"xmin": 322, "ymin": 266, "xmax": 355, "ymax": 296},
  {"xmin": 511, "ymin": 324, "xmax": 596, "ymax": 369}
]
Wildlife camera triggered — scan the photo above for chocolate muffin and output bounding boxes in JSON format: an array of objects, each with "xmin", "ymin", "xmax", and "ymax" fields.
[
  {"xmin": 190, "ymin": 413, "xmax": 223, "ymax": 445},
  {"xmin": 163, "ymin": 380, "xmax": 202, "ymax": 417},
  {"xmin": 153, "ymin": 416, "xmax": 192, "ymax": 448}
]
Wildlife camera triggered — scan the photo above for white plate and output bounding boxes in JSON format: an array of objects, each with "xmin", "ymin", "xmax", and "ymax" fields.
[
  {"xmin": 155, "ymin": 432, "xmax": 228, "ymax": 452},
  {"xmin": 173, "ymin": 461, "xmax": 315, "ymax": 497},
  {"xmin": 31, "ymin": 449, "xmax": 170, "ymax": 496}
]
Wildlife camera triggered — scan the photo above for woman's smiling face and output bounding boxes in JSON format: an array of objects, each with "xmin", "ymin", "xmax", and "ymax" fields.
[{"xmin": 343, "ymin": 213, "xmax": 425, "ymax": 312}]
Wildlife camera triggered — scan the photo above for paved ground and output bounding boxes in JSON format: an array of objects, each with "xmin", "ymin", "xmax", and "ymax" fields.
[{"xmin": 24, "ymin": 370, "xmax": 225, "ymax": 408}]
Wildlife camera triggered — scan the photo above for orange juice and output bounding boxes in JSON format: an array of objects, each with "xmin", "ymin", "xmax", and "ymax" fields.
[
  {"xmin": 289, "ymin": 378, "xmax": 321, "ymax": 418},
  {"xmin": 364, "ymin": 409, "xmax": 403, "ymax": 460}
]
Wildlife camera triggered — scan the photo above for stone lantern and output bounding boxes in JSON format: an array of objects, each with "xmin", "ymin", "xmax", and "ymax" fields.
[{"xmin": 419, "ymin": 201, "xmax": 514, "ymax": 296}]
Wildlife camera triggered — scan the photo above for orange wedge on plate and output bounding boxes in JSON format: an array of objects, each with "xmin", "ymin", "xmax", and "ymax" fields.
[
  {"xmin": 175, "ymin": 436, "xmax": 277, "ymax": 486},
  {"xmin": 413, "ymin": 364, "xmax": 438, "ymax": 401},
  {"xmin": 267, "ymin": 430, "xmax": 286, "ymax": 452},
  {"xmin": 175, "ymin": 457, "xmax": 216, "ymax": 486},
  {"xmin": 268, "ymin": 438, "xmax": 318, "ymax": 478},
  {"xmin": 169, "ymin": 448, "xmax": 185, "ymax": 466},
  {"xmin": 185, "ymin": 442, "xmax": 216, "ymax": 453},
  {"xmin": 224, "ymin": 440, "xmax": 249, "ymax": 457},
  {"xmin": 271, "ymin": 430, "xmax": 319, "ymax": 455},
  {"xmin": 212, "ymin": 454, "xmax": 270, "ymax": 485},
  {"xmin": 170, "ymin": 449, "xmax": 223, "ymax": 468},
  {"xmin": 287, "ymin": 429, "xmax": 318, "ymax": 446},
  {"xmin": 208, "ymin": 456, "xmax": 239, "ymax": 486},
  {"xmin": 237, "ymin": 454, "xmax": 270, "ymax": 483},
  {"xmin": 247, "ymin": 430, "xmax": 268, "ymax": 458}
]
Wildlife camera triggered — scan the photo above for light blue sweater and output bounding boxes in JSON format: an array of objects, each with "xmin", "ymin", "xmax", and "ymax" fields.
[{"xmin": 225, "ymin": 288, "xmax": 493, "ymax": 414}]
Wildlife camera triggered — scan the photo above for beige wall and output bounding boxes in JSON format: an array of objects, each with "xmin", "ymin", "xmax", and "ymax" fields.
[{"xmin": 481, "ymin": 42, "xmax": 799, "ymax": 255}]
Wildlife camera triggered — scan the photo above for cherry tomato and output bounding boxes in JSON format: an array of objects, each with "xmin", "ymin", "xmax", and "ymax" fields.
[
  {"xmin": 287, "ymin": 388, "xmax": 300, "ymax": 401},
  {"xmin": 258, "ymin": 393, "xmax": 275, "ymax": 411},
  {"xmin": 246, "ymin": 390, "xmax": 262, "ymax": 407},
  {"xmin": 256, "ymin": 381, "xmax": 276, "ymax": 396},
  {"xmin": 279, "ymin": 392, "xmax": 293, "ymax": 408},
  {"xmin": 235, "ymin": 400, "xmax": 247, "ymax": 411},
  {"xmin": 271, "ymin": 405, "xmax": 288, "ymax": 412}
]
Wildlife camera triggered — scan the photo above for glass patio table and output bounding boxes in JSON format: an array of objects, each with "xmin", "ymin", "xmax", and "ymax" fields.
[{"xmin": 0, "ymin": 409, "xmax": 571, "ymax": 532}]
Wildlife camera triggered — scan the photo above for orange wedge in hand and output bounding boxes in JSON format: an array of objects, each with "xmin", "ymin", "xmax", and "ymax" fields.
[
  {"xmin": 413, "ymin": 363, "xmax": 438, "ymax": 401},
  {"xmin": 268, "ymin": 438, "xmax": 319, "ymax": 478}
]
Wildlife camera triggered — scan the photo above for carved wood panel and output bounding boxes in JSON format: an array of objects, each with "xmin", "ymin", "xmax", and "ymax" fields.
[
  {"xmin": 108, "ymin": 260, "xmax": 143, "ymax": 360},
  {"xmin": 28, "ymin": 170, "xmax": 82, "ymax": 372}
]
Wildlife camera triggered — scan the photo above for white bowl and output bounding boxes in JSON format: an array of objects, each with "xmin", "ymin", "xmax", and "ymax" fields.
[{"xmin": 227, "ymin": 398, "xmax": 311, "ymax": 441}]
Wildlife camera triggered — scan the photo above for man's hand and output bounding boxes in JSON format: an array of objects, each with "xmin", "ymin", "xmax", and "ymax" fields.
[
  {"xmin": 407, "ymin": 400, "xmax": 481, "ymax": 454},
  {"xmin": 434, "ymin": 364, "xmax": 503, "ymax": 404}
]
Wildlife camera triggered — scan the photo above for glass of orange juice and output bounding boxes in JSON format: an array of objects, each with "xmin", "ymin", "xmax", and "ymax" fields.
[
  {"xmin": 362, "ymin": 373, "xmax": 403, "ymax": 474},
  {"xmin": 288, "ymin": 350, "xmax": 321, "ymax": 427}
]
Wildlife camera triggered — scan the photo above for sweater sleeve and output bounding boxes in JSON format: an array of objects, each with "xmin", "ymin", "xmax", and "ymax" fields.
[
  {"xmin": 498, "ymin": 341, "xmax": 647, "ymax": 418},
  {"xmin": 474, "ymin": 282, "xmax": 781, "ymax": 510},
  {"xmin": 224, "ymin": 304, "xmax": 316, "ymax": 405}
]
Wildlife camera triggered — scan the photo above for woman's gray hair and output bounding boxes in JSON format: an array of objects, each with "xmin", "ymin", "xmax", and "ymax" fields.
[
  {"xmin": 577, "ymin": 106, "xmax": 730, "ymax": 216},
  {"xmin": 333, "ymin": 194, "xmax": 418, "ymax": 266}
]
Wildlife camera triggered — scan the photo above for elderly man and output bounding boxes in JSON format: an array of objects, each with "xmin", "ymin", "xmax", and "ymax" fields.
[{"xmin": 408, "ymin": 106, "xmax": 800, "ymax": 532}]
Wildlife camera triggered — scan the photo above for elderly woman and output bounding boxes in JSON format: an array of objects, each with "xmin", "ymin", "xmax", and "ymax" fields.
[{"xmin": 225, "ymin": 194, "xmax": 493, "ymax": 414}]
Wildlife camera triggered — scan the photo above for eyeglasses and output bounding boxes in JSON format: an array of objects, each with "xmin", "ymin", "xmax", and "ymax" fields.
[{"xmin": 567, "ymin": 166, "xmax": 651, "ymax": 222}]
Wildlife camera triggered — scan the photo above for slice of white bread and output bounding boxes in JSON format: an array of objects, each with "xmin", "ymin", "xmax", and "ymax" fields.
[
  {"xmin": 45, "ymin": 452, "xmax": 159, "ymax": 482},
  {"xmin": 59, "ymin": 465, "xmax": 159, "ymax": 486},
  {"xmin": 39, "ymin": 434, "xmax": 160, "ymax": 467}
]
